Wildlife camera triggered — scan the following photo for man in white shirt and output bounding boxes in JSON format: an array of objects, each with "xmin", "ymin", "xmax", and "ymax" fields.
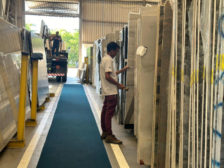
[{"xmin": 100, "ymin": 42, "xmax": 129, "ymax": 144}]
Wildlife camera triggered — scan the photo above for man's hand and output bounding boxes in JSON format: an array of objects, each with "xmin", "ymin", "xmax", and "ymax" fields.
[
  {"xmin": 116, "ymin": 65, "xmax": 130, "ymax": 75},
  {"xmin": 117, "ymin": 83, "xmax": 125, "ymax": 90},
  {"xmin": 123, "ymin": 65, "xmax": 130, "ymax": 70}
]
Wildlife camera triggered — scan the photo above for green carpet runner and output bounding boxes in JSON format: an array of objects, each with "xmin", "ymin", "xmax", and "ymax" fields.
[{"xmin": 37, "ymin": 84, "xmax": 111, "ymax": 168}]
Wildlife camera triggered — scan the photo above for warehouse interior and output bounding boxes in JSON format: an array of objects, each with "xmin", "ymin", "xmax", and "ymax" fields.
[{"xmin": 0, "ymin": 0, "xmax": 224, "ymax": 168}]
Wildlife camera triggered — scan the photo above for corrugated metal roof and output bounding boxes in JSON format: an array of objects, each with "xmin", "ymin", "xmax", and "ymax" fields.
[
  {"xmin": 26, "ymin": 0, "xmax": 79, "ymax": 2},
  {"xmin": 26, "ymin": 1, "xmax": 79, "ymax": 17}
]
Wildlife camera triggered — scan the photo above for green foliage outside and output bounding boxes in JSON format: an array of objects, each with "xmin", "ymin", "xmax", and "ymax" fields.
[
  {"xmin": 52, "ymin": 29, "xmax": 79, "ymax": 68},
  {"xmin": 25, "ymin": 23, "xmax": 34, "ymax": 31}
]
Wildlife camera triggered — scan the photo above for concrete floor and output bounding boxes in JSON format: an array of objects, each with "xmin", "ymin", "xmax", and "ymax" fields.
[
  {"xmin": 0, "ymin": 68, "xmax": 149, "ymax": 168},
  {"xmin": 0, "ymin": 83, "xmax": 62, "ymax": 168},
  {"xmin": 84, "ymin": 85, "xmax": 149, "ymax": 168}
]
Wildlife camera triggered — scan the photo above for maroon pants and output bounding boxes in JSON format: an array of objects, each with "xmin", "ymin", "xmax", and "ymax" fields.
[{"xmin": 101, "ymin": 95, "xmax": 117, "ymax": 135}]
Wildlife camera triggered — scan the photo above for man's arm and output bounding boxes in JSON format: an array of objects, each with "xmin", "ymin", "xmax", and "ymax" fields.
[
  {"xmin": 49, "ymin": 35, "xmax": 56, "ymax": 41},
  {"xmin": 105, "ymin": 72, "xmax": 125, "ymax": 89},
  {"xmin": 116, "ymin": 65, "xmax": 129, "ymax": 75}
]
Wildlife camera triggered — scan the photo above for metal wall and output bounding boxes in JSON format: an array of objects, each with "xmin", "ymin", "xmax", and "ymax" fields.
[{"xmin": 81, "ymin": 0, "xmax": 160, "ymax": 44}]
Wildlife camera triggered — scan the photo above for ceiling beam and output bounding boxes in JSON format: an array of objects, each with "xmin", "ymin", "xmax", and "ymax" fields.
[
  {"xmin": 26, "ymin": 0, "xmax": 160, "ymax": 4},
  {"xmin": 82, "ymin": 19, "xmax": 127, "ymax": 25},
  {"xmin": 25, "ymin": 11, "xmax": 79, "ymax": 17},
  {"xmin": 28, "ymin": 5, "xmax": 78, "ymax": 11},
  {"xmin": 82, "ymin": 0, "xmax": 160, "ymax": 5},
  {"xmin": 26, "ymin": 0, "xmax": 79, "ymax": 4}
]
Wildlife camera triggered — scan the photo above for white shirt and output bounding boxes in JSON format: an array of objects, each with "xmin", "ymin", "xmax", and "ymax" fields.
[{"xmin": 100, "ymin": 54, "xmax": 118, "ymax": 96}]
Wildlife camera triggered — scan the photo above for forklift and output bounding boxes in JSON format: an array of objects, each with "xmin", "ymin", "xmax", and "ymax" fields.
[{"xmin": 42, "ymin": 25, "xmax": 68, "ymax": 82}]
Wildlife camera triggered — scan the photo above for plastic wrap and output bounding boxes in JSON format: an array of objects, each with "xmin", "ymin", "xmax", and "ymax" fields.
[
  {"xmin": 0, "ymin": 53, "xmax": 17, "ymax": 151},
  {"xmin": 95, "ymin": 39, "xmax": 102, "ymax": 95},
  {"xmin": 31, "ymin": 33, "xmax": 49, "ymax": 106},
  {"xmin": 91, "ymin": 40, "xmax": 97, "ymax": 87},
  {"xmin": 0, "ymin": 19, "xmax": 21, "ymax": 54},
  {"xmin": 95, "ymin": 33, "xmax": 117, "ymax": 95},
  {"xmin": 117, "ymin": 26, "xmax": 127, "ymax": 124},
  {"xmin": 0, "ymin": 52, "xmax": 23, "ymax": 151},
  {"xmin": 0, "ymin": 19, "xmax": 31, "ymax": 152}
]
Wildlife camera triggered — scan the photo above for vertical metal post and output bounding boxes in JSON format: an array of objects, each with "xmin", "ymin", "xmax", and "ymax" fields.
[
  {"xmin": 26, "ymin": 60, "xmax": 38, "ymax": 126},
  {"xmin": 16, "ymin": 0, "xmax": 25, "ymax": 28},
  {"xmin": 31, "ymin": 60, "xmax": 38, "ymax": 120},
  {"xmin": 8, "ymin": 54, "xmax": 29, "ymax": 148},
  {"xmin": 85, "ymin": 57, "xmax": 89, "ymax": 83},
  {"xmin": 17, "ymin": 55, "xmax": 28, "ymax": 139}
]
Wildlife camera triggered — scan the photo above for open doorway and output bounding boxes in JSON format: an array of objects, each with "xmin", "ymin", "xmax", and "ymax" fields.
[{"xmin": 25, "ymin": 1, "xmax": 80, "ymax": 83}]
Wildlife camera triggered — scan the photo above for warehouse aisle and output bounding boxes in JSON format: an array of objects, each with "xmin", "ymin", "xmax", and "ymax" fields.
[
  {"xmin": 37, "ymin": 84, "xmax": 111, "ymax": 168},
  {"xmin": 0, "ymin": 68, "xmax": 148, "ymax": 168}
]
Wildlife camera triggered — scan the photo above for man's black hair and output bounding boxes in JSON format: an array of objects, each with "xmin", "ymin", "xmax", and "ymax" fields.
[{"xmin": 107, "ymin": 42, "xmax": 120, "ymax": 52}]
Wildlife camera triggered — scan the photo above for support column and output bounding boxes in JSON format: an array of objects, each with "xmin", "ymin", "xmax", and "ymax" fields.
[
  {"xmin": 26, "ymin": 60, "xmax": 38, "ymax": 126},
  {"xmin": 26, "ymin": 53, "xmax": 43, "ymax": 126},
  {"xmin": 17, "ymin": 0, "xmax": 25, "ymax": 28},
  {"xmin": 78, "ymin": 0, "xmax": 83, "ymax": 70},
  {"xmin": 8, "ymin": 29, "xmax": 31, "ymax": 148},
  {"xmin": 8, "ymin": 54, "xmax": 29, "ymax": 148}
]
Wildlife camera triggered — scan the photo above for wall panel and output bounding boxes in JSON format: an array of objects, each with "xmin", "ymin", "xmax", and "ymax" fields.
[{"xmin": 81, "ymin": 0, "xmax": 160, "ymax": 44}]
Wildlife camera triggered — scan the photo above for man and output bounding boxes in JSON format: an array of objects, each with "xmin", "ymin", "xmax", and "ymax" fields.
[
  {"xmin": 50, "ymin": 31, "xmax": 62, "ymax": 56},
  {"xmin": 100, "ymin": 42, "xmax": 129, "ymax": 144}
]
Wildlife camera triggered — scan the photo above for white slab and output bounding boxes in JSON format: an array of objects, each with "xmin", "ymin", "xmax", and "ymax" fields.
[{"xmin": 136, "ymin": 5, "xmax": 160, "ymax": 166}]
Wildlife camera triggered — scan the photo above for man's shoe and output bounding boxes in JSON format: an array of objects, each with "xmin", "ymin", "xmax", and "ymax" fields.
[
  {"xmin": 105, "ymin": 135, "xmax": 122, "ymax": 144},
  {"xmin": 101, "ymin": 132, "xmax": 108, "ymax": 139}
]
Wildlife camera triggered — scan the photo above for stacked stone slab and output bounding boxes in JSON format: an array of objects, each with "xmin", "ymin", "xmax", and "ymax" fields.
[
  {"xmin": 91, "ymin": 0, "xmax": 224, "ymax": 167},
  {"xmin": 0, "ymin": 19, "xmax": 29, "ymax": 152},
  {"xmin": 135, "ymin": 5, "xmax": 161, "ymax": 166},
  {"xmin": 124, "ymin": 12, "xmax": 140, "ymax": 127},
  {"xmin": 151, "ymin": 1, "xmax": 224, "ymax": 168}
]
